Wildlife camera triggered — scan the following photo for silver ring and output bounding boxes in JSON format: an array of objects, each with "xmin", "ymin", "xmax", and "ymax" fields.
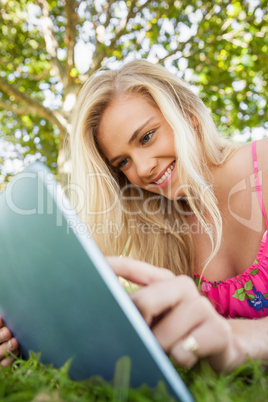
[{"xmin": 182, "ymin": 335, "xmax": 199, "ymax": 356}]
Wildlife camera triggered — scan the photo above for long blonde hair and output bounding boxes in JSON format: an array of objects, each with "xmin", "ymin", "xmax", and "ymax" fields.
[{"xmin": 70, "ymin": 60, "xmax": 236, "ymax": 276}]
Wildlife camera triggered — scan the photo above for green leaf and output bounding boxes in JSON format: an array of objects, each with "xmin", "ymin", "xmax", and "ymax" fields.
[
  {"xmin": 113, "ymin": 356, "xmax": 131, "ymax": 401},
  {"xmin": 244, "ymin": 280, "xmax": 253, "ymax": 291},
  {"xmin": 232, "ymin": 288, "xmax": 247, "ymax": 301}
]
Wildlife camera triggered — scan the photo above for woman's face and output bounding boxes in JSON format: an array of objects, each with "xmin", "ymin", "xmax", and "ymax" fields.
[{"xmin": 97, "ymin": 94, "xmax": 183, "ymax": 200}]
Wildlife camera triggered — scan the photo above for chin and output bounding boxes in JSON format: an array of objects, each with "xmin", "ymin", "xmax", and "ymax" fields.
[
  {"xmin": 164, "ymin": 194, "xmax": 182, "ymax": 201},
  {"xmin": 163, "ymin": 188, "xmax": 184, "ymax": 201}
]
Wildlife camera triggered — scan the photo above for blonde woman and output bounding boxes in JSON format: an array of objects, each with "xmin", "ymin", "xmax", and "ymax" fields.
[
  {"xmin": 70, "ymin": 59, "xmax": 268, "ymax": 371},
  {"xmin": 1, "ymin": 60, "xmax": 268, "ymax": 371}
]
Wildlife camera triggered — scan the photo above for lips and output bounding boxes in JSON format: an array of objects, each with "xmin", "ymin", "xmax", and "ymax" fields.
[{"xmin": 151, "ymin": 161, "xmax": 176, "ymax": 185}]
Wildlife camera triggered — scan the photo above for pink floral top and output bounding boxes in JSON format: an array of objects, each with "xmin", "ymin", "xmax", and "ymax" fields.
[{"xmin": 194, "ymin": 141, "xmax": 268, "ymax": 319}]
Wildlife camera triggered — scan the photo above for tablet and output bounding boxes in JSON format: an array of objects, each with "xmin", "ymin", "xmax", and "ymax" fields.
[{"xmin": 0, "ymin": 162, "xmax": 192, "ymax": 401}]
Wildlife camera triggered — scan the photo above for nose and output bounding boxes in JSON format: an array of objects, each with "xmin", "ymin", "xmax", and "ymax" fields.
[{"xmin": 134, "ymin": 154, "xmax": 157, "ymax": 180}]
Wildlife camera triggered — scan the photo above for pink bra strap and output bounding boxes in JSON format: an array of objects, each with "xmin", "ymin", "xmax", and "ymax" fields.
[{"xmin": 252, "ymin": 140, "xmax": 268, "ymax": 228}]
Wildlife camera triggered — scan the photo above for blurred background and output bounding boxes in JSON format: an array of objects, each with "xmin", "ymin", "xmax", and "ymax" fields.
[{"xmin": 0, "ymin": 0, "xmax": 267, "ymax": 188}]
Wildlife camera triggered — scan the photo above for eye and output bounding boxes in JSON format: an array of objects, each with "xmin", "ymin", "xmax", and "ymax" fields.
[
  {"xmin": 140, "ymin": 130, "xmax": 154, "ymax": 145},
  {"xmin": 117, "ymin": 158, "xmax": 129, "ymax": 169}
]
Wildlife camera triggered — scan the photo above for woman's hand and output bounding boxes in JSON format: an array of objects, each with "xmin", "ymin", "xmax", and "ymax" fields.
[
  {"xmin": 107, "ymin": 257, "xmax": 243, "ymax": 372},
  {"xmin": 137, "ymin": 276, "xmax": 238, "ymax": 372},
  {"xmin": 0, "ymin": 317, "xmax": 19, "ymax": 367}
]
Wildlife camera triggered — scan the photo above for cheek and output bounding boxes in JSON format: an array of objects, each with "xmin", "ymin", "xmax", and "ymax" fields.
[
  {"xmin": 158, "ymin": 131, "xmax": 175, "ymax": 152},
  {"xmin": 124, "ymin": 170, "xmax": 138, "ymax": 185},
  {"xmin": 122, "ymin": 168, "xmax": 145, "ymax": 189}
]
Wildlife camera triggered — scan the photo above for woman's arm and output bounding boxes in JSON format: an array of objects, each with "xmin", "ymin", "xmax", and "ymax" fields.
[
  {"xmin": 226, "ymin": 317, "xmax": 268, "ymax": 369},
  {"xmin": 108, "ymin": 256, "xmax": 268, "ymax": 372}
]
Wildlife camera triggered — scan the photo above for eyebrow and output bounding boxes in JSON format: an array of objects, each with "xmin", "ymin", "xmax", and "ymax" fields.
[{"xmin": 109, "ymin": 117, "xmax": 154, "ymax": 165}]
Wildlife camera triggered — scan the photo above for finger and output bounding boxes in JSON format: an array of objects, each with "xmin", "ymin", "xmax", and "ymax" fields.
[
  {"xmin": 170, "ymin": 318, "xmax": 230, "ymax": 370},
  {"xmin": 107, "ymin": 256, "xmax": 174, "ymax": 285},
  {"xmin": 131, "ymin": 275, "xmax": 199, "ymax": 325},
  {"xmin": 0, "ymin": 349, "xmax": 19, "ymax": 367},
  {"xmin": 0, "ymin": 326, "xmax": 12, "ymax": 343},
  {"xmin": 153, "ymin": 295, "xmax": 212, "ymax": 349},
  {"xmin": 0, "ymin": 338, "xmax": 19, "ymax": 360},
  {"xmin": 169, "ymin": 336, "xmax": 199, "ymax": 370}
]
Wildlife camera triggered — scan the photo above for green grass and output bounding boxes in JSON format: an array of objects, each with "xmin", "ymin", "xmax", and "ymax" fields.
[{"xmin": 0, "ymin": 353, "xmax": 267, "ymax": 401}]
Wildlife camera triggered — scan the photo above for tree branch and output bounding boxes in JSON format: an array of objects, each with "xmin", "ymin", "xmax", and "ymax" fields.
[
  {"xmin": 35, "ymin": 0, "xmax": 66, "ymax": 85},
  {"xmin": 0, "ymin": 61, "xmax": 50, "ymax": 81},
  {"xmin": 109, "ymin": 0, "xmax": 148, "ymax": 49},
  {"xmin": 90, "ymin": 0, "xmax": 144, "ymax": 73},
  {"xmin": 28, "ymin": 70, "xmax": 51, "ymax": 81},
  {"xmin": 103, "ymin": 0, "xmax": 117, "ymax": 29},
  {"xmin": 158, "ymin": 1, "xmax": 218, "ymax": 64},
  {"xmin": 64, "ymin": 0, "xmax": 78, "ymax": 85},
  {"xmin": 134, "ymin": 0, "xmax": 151, "ymax": 16},
  {"xmin": 0, "ymin": 76, "xmax": 68, "ymax": 135},
  {"xmin": 0, "ymin": 100, "xmax": 33, "ymax": 115},
  {"xmin": 158, "ymin": 36, "xmax": 194, "ymax": 63}
]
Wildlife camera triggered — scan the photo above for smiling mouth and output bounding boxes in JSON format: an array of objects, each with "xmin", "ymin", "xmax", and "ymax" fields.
[{"xmin": 153, "ymin": 161, "xmax": 176, "ymax": 185}]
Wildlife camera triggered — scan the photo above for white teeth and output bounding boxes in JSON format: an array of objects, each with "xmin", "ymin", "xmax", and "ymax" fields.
[{"xmin": 155, "ymin": 161, "xmax": 175, "ymax": 185}]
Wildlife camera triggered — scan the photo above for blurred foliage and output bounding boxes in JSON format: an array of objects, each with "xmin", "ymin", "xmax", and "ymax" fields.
[
  {"xmin": 0, "ymin": 0, "xmax": 267, "ymax": 182},
  {"xmin": 1, "ymin": 352, "xmax": 268, "ymax": 401}
]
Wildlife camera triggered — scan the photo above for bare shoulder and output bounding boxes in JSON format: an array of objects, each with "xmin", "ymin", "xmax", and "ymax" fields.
[
  {"xmin": 255, "ymin": 137, "xmax": 268, "ymax": 213},
  {"xmin": 215, "ymin": 138, "xmax": 267, "ymax": 220},
  {"xmin": 255, "ymin": 137, "xmax": 268, "ymax": 171},
  {"xmin": 228, "ymin": 137, "xmax": 268, "ymax": 217},
  {"xmin": 229, "ymin": 137, "xmax": 268, "ymax": 177},
  {"xmin": 213, "ymin": 137, "xmax": 268, "ymax": 203},
  {"xmin": 222, "ymin": 140, "xmax": 253, "ymax": 186}
]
